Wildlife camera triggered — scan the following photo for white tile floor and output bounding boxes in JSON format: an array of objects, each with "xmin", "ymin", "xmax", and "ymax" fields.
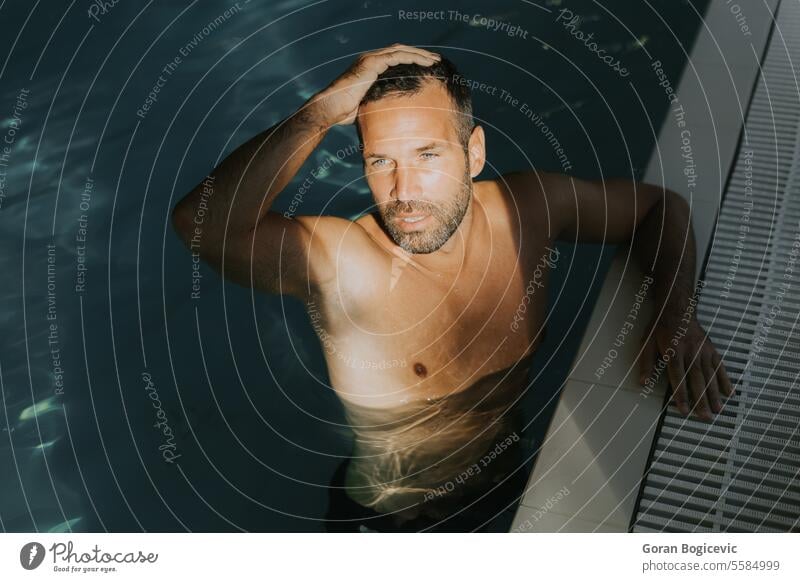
[
  {"xmin": 646, "ymin": 121, "xmax": 735, "ymax": 207},
  {"xmin": 511, "ymin": 0, "xmax": 777, "ymax": 532},
  {"xmin": 511, "ymin": 504, "xmax": 622, "ymax": 533},
  {"xmin": 517, "ymin": 380, "xmax": 664, "ymax": 529},
  {"xmin": 689, "ymin": 0, "xmax": 779, "ymax": 68}
]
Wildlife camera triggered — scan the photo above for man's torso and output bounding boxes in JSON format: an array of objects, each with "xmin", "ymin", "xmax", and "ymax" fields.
[
  {"xmin": 306, "ymin": 174, "xmax": 555, "ymax": 409},
  {"xmin": 305, "ymin": 174, "xmax": 557, "ymax": 519}
]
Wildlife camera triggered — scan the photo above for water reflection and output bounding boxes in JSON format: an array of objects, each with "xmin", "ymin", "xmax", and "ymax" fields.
[
  {"xmin": 0, "ymin": 0, "xmax": 707, "ymax": 532},
  {"xmin": 331, "ymin": 350, "xmax": 534, "ymax": 531}
]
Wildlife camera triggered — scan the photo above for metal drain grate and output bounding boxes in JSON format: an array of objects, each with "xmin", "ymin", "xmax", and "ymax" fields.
[{"xmin": 632, "ymin": 0, "xmax": 800, "ymax": 532}]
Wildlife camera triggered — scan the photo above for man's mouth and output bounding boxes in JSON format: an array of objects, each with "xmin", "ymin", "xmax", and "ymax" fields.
[{"xmin": 398, "ymin": 214, "xmax": 428, "ymax": 224}]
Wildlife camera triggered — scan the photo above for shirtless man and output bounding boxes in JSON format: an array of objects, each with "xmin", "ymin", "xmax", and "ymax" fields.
[{"xmin": 171, "ymin": 44, "xmax": 733, "ymax": 531}]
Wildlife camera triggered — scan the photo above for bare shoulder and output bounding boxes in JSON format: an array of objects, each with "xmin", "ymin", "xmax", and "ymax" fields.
[
  {"xmin": 476, "ymin": 172, "xmax": 553, "ymax": 229},
  {"xmin": 293, "ymin": 213, "xmax": 385, "ymax": 282},
  {"xmin": 295, "ymin": 212, "xmax": 389, "ymax": 314},
  {"xmin": 496, "ymin": 170, "xmax": 555, "ymax": 204}
]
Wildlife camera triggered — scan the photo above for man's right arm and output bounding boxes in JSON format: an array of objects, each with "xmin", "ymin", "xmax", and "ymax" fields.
[
  {"xmin": 171, "ymin": 97, "xmax": 340, "ymax": 297},
  {"xmin": 171, "ymin": 44, "xmax": 441, "ymax": 298}
]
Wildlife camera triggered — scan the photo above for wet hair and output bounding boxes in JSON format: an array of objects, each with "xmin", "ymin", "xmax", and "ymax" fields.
[{"xmin": 356, "ymin": 55, "xmax": 475, "ymax": 150}]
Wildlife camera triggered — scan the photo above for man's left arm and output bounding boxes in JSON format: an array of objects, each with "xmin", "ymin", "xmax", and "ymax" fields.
[{"xmin": 537, "ymin": 171, "xmax": 735, "ymax": 421}]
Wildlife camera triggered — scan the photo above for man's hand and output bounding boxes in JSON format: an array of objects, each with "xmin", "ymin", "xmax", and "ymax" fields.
[
  {"xmin": 638, "ymin": 314, "xmax": 735, "ymax": 421},
  {"xmin": 310, "ymin": 43, "xmax": 441, "ymax": 126}
]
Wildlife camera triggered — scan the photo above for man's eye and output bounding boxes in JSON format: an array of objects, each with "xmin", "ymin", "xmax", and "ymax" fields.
[
  {"xmin": 420, "ymin": 152, "xmax": 438, "ymax": 160},
  {"xmin": 371, "ymin": 158, "xmax": 388, "ymax": 167}
]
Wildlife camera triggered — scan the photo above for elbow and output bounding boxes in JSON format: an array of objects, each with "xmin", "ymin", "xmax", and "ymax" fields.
[
  {"xmin": 643, "ymin": 184, "xmax": 689, "ymax": 219},
  {"xmin": 664, "ymin": 187, "xmax": 688, "ymax": 206},
  {"xmin": 647, "ymin": 188, "xmax": 692, "ymax": 239},
  {"xmin": 665, "ymin": 189, "xmax": 691, "ymax": 225}
]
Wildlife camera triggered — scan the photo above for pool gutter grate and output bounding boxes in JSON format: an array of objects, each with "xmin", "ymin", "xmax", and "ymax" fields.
[{"xmin": 632, "ymin": 0, "xmax": 800, "ymax": 533}]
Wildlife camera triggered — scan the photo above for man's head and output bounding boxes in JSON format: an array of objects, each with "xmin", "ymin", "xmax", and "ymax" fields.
[{"xmin": 356, "ymin": 56, "xmax": 485, "ymax": 254}]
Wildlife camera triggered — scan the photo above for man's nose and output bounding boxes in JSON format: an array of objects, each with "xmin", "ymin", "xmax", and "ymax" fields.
[{"xmin": 392, "ymin": 163, "xmax": 421, "ymax": 202}]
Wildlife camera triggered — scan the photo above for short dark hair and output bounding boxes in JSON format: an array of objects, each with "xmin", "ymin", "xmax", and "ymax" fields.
[{"xmin": 356, "ymin": 56, "xmax": 475, "ymax": 149}]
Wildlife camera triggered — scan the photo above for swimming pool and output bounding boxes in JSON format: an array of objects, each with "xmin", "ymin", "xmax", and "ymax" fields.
[{"xmin": 0, "ymin": 0, "xmax": 709, "ymax": 532}]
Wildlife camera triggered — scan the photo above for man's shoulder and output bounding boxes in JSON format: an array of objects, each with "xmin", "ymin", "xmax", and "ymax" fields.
[
  {"xmin": 476, "ymin": 171, "xmax": 551, "ymax": 220},
  {"xmin": 293, "ymin": 213, "xmax": 380, "ymax": 251},
  {"xmin": 295, "ymin": 212, "xmax": 391, "ymax": 303},
  {"xmin": 494, "ymin": 170, "xmax": 562, "ymax": 196}
]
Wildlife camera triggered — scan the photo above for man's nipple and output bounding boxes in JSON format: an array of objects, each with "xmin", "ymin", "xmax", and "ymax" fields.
[{"xmin": 413, "ymin": 362, "xmax": 428, "ymax": 378}]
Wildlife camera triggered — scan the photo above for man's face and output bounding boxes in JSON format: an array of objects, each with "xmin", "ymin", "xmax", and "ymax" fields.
[{"xmin": 358, "ymin": 81, "xmax": 475, "ymax": 254}]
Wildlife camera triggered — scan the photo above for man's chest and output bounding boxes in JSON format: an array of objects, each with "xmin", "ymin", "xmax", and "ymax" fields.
[
  {"xmin": 317, "ymin": 239, "xmax": 556, "ymax": 405},
  {"xmin": 393, "ymin": 248, "xmax": 552, "ymax": 359}
]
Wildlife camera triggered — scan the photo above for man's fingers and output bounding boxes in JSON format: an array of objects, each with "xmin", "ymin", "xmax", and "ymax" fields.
[
  {"xmin": 702, "ymin": 356, "xmax": 723, "ymax": 414},
  {"xmin": 666, "ymin": 356, "xmax": 689, "ymax": 416},
  {"xmin": 365, "ymin": 45, "xmax": 441, "ymax": 70},
  {"xmin": 712, "ymin": 351, "xmax": 734, "ymax": 397},
  {"xmin": 361, "ymin": 50, "xmax": 439, "ymax": 76},
  {"xmin": 383, "ymin": 51, "xmax": 439, "ymax": 67},
  {"xmin": 373, "ymin": 44, "xmax": 441, "ymax": 61},
  {"xmin": 688, "ymin": 362, "xmax": 711, "ymax": 421}
]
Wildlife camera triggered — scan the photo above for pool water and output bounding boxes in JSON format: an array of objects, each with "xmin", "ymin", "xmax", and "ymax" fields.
[{"xmin": 0, "ymin": 0, "xmax": 708, "ymax": 532}]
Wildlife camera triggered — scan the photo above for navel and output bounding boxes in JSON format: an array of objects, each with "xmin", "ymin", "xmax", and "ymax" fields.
[{"xmin": 413, "ymin": 362, "xmax": 428, "ymax": 377}]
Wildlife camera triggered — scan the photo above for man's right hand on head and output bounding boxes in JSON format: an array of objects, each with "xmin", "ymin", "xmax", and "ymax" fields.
[
  {"xmin": 309, "ymin": 43, "xmax": 441, "ymax": 127},
  {"xmin": 173, "ymin": 45, "xmax": 440, "ymax": 299}
]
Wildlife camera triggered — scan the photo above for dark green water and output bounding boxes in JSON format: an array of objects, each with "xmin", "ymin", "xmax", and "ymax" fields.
[{"xmin": 0, "ymin": 0, "xmax": 708, "ymax": 532}]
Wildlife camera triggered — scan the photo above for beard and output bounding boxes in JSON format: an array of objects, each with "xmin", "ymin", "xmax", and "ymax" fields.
[{"xmin": 378, "ymin": 166, "xmax": 472, "ymax": 254}]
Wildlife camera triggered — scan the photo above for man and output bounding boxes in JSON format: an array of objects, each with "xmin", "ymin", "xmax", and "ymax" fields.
[{"xmin": 172, "ymin": 44, "xmax": 734, "ymax": 531}]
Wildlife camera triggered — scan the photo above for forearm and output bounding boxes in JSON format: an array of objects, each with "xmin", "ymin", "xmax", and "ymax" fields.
[
  {"xmin": 173, "ymin": 94, "xmax": 330, "ymax": 236},
  {"xmin": 633, "ymin": 190, "xmax": 697, "ymax": 326}
]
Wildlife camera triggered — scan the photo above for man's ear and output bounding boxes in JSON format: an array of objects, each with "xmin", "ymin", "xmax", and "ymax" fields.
[{"xmin": 467, "ymin": 125, "xmax": 486, "ymax": 178}]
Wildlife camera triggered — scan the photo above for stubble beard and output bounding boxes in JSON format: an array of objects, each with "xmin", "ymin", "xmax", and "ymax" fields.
[{"xmin": 379, "ymin": 166, "xmax": 472, "ymax": 254}]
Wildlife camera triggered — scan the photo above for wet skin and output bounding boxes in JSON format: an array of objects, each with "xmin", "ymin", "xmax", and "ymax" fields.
[
  {"xmin": 311, "ymin": 170, "xmax": 552, "ymax": 523},
  {"xmin": 292, "ymin": 82, "xmax": 554, "ymax": 521}
]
